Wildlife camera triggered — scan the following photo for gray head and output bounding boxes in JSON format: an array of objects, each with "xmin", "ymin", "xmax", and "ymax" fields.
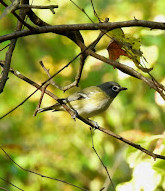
[{"xmin": 97, "ymin": 81, "xmax": 127, "ymax": 98}]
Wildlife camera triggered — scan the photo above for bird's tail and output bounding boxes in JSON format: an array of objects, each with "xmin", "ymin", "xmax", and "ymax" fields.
[{"xmin": 37, "ymin": 103, "xmax": 61, "ymax": 113}]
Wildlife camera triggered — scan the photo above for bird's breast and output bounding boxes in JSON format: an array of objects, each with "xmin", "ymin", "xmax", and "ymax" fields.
[{"xmin": 69, "ymin": 91, "xmax": 113, "ymax": 118}]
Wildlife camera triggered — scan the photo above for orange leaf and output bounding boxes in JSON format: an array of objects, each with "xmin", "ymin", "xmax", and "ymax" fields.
[{"xmin": 107, "ymin": 40, "xmax": 128, "ymax": 60}]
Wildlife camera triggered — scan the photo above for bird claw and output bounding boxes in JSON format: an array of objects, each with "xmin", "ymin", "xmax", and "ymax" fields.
[
  {"xmin": 71, "ymin": 109, "xmax": 79, "ymax": 121},
  {"xmin": 87, "ymin": 119, "xmax": 100, "ymax": 129}
]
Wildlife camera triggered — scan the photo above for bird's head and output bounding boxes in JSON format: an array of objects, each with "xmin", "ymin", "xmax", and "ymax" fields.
[{"xmin": 98, "ymin": 81, "xmax": 127, "ymax": 98}]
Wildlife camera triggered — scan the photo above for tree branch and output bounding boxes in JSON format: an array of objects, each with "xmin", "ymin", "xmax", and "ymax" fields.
[
  {"xmin": 90, "ymin": 128, "xmax": 115, "ymax": 190},
  {"xmin": 16, "ymin": 4, "xmax": 58, "ymax": 10},
  {"xmin": 0, "ymin": 146, "xmax": 88, "ymax": 191},
  {"xmin": 1, "ymin": 20, "xmax": 165, "ymax": 43},
  {"xmin": 0, "ymin": 0, "xmax": 34, "ymax": 30},
  {"xmin": 0, "ymin": 176, "xmax": 23, "ymax": 191},
  {"xmin": 0, "ymin": 0, "xmax": 31, "ymax": 94},
  {"xmin": 77, "ymin": 115, "xmax": 165, "ymax": 160},
  {"xmin": 0, "ymin": 62, "xmax": 164, "ymax": 160}
]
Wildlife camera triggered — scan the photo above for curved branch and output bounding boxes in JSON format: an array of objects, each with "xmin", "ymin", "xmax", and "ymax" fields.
[
  {"xmin": 77, "ymin": 115, "xmax": 165, "ymax": 160},
  {"xmin": 1, "ymin": 20, "xmax": 165, "ymax": 43},
  {"xmin": 0, "ymin": 146, "xmax": 88, "ymax": 191}
]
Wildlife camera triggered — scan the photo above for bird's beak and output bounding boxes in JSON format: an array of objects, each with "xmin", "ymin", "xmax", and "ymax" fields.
[{"xmin": 119, "ymin": 87, "xmax": 127, "ymax": 91}]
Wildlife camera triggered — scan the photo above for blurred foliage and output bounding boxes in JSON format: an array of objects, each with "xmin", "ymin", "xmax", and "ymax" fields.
[{"xmin": 0, "ymin": 0, "xmax": 165, "ymax": 190}]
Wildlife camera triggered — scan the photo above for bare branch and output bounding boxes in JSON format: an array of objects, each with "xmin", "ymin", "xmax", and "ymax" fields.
[
  {"xmin": 0, "ymin": 187, "xmax": 11, "ymax": 191},
  {"xmin": 84, "ymin": 47, "xmax": 165, "ymax": 100},
  {"xmin": 39, "ymin": 60, "xmax": 57, "ymax": 86},
  {"xmin": 77, "ymin": 115, "xmax": 165, "ymax": 160},
  {"xmin": 0, "ymin": 146, "xmax": 89, "ymax": 191},
  {"xmin": 90, "ymin": 0, "xmax": 102, "ymax": 22},
  {"xmin": 1, "ymin": 20, "xmax": 165, "ymax": 44},
  {"xmin": 0, "ymin": 61, "xmax": 57, "ymax": 98},
  {"xmin": 0, "ymin": 0, "xmax": 33, "ymax": 94},
  {"xmin": 0, "ymin": 176, "xmax": 23, "ymax": 191},
  {"xmin": 0, "ymin": 0, "xmax": 21, "ymax": 19},
  {"xmin": 15, "ymin": 4, "xmax": 59, "ymax": 15},
  {"xmin": 16, "ymin": 4, "xmax": 58, "ymax": 10},
  {"xmin": 0, "ymin": 65, "xmax": 164, "ymax": 160},
  {"xmin": 70, "ymin": 0, "xmax": 94, "ymax": 23},
  {"xmin": 90, "ymin": 128, "xmax": 115, "ymax": 190},
  {"xmin": 0, "ymin": 44, "xmax": 10, "ymax": 51},
  {"xmin": 33, "ymin": 83, "xmax": 49, "ymax": 117},
  {"xmin": 0, "ymin": 41, "xmax": 16, "ymax": 93},
  {"xmin": 0, "ymin": 0, "xmax": 35, "ymax": 30}
]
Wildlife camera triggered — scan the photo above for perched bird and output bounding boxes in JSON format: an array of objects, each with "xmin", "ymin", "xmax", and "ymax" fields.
[{"xmin": 38, "ymin": 81, "xmax": 127, "ymax": 120}]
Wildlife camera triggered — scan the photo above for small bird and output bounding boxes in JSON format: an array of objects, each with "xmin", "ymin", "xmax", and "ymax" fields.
[{"xmin": 38, "ymin": 81, "xmax": 127, "ymax": 121}]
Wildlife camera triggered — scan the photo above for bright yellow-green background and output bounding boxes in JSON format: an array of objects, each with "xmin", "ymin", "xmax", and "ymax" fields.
[{"xmin": 0, "ymin": 0, "xmax": 165, "ymax": 190}]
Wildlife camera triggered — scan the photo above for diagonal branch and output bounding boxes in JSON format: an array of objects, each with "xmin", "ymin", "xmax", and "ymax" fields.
[
  {"xmin": 0, "ymin": 145, "xmax": 89, "ymax": 191},
  {"xmin": 87, "ymin": 49, "xmax": 165, "ymax": 100},
  {"xmin": 0, "ymin": 0, "xmax": 31, "ymax": 94},
  {"xmin": 0, "ymin": 62, "xmax": 165, "ymax": 160},
  {"xmin": 0, "ymin": 0, "xmax": 34, "ymax": 30},
  {"xmin": 77, "ymin": 115, "xmax": 165, "ymax": 160},
  {"xmin": 0, "ymin": 176, "xmax": 23, "ymax": 191},
  {"xmin": 90, "ymin": 128, "xmax": 115, "ymax": 190}
]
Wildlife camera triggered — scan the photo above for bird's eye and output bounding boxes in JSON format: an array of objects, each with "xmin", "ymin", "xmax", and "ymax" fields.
[{"xmin": 112, "ymin": 86, "xmax": 119, "ymax": 92}]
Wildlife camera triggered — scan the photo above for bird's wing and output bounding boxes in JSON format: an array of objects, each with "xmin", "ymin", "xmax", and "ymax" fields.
[
  {"xmin": 38, "ymin": 86, "xmax": 101, "ymax": 113},
  {"xmin": 67, "ymin": 92, "xmax": 88, "ymax": 102},
  {"xmin": 67, "ymin": 86, "xmax": 101, "ymax": 102}
]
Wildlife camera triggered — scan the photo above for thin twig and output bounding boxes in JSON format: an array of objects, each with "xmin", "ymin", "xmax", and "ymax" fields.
[
  {"xmin": 90, "ymin": 0, "xmax": 102, "ymax": 22},
  {"xmin": 83, "ymin": 45, "xmax": 165, "ymax": 100},
  {"xmin": 0, "ymin": 44, "xmax": 89, "ymax": 119},
  {"xmin": 0, "ymin": 176, "xmax": 23, "ymax": 191},
  {"xmin": 0, "ymin": 1, "xmax": 34, "ymax": 30},
  {"xmin": 0, "ymin": 61, "xmax": 57, "ymax": 99},
  {"xmin": 16, "ymin": 4, "xmax": 58, "ymax": 15},
  {"xmin": 0, "ymin": 187, "xmax": 10, "ymax": 191},
  {"xmin": 0, "ymin": 146, "xmax": 88, "ymax": 191},
  {"xmin": 39, "ymin": 60, "xmax": 57, "ymax": 87},
  {"xmin": 70, "ymin": 0, "xmax": 93, "ymax": 23},
  {"xmin": 58, "ymin": 19, "xmax": 109, "ymax": 91},
  {"xmin": 16, "ymin": 4, "xmax": 58, "ymax": 10},
  {"xmin": 90, "ymin": 128, "xmax": 115, "ymax": 191},
  {"xmin": 0, "ymin": 0, "xmax": 21, "ymax": 19},
  {"xmin": 33, "ymin": 83, "xmax": 49, "ymax": 116},
  {"xmin": 0, "ymin": 67, "xmax": 164, "ymax": 160},
  {"xmin": 76, "ymin": 115, "xmax": 165, "ymax": 160},
  {"xmin": 0, "ymin": 44, "xmax": 10, "ymax": 52},
  {"xmin": 0, "ymin": 32, "xmax": 107, "ymax": 119}
]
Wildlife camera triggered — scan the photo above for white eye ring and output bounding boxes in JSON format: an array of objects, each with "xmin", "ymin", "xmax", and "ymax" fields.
[{"xmin": 112, "ymin": 85, "xmax": 120, "ymax": 92}]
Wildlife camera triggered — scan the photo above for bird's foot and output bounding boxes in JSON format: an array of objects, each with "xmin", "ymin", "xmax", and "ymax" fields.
[
  {"xmin": 71, "ymin": 109, "xmax": 79, "ymax": 121},
  {"xmin": 87, "ymin": 119, "xmax": 100, "ymax": 130}
]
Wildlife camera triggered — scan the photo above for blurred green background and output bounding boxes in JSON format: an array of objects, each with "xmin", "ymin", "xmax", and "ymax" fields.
[{"xmin": 0, "ymin": 0, "xmax": 165, "ymax": 190}]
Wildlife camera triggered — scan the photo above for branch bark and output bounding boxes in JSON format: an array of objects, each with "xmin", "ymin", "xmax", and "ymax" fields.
[
  {"xmin": 1, "ymin": 20, "xmax": 165, "ymax": 44},
  {"xmin": 0, "ymin": 0, "xmax": 30, "ymax": 93}
]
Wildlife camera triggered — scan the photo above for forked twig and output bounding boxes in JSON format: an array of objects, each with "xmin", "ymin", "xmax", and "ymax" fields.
[
  {"xmin": 39, "ymin": 61, "xmax": 57, "ymax": 86},
  {"xmin": 33, "ymin": 83, "xmax": 49, "ymax": 116}
]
